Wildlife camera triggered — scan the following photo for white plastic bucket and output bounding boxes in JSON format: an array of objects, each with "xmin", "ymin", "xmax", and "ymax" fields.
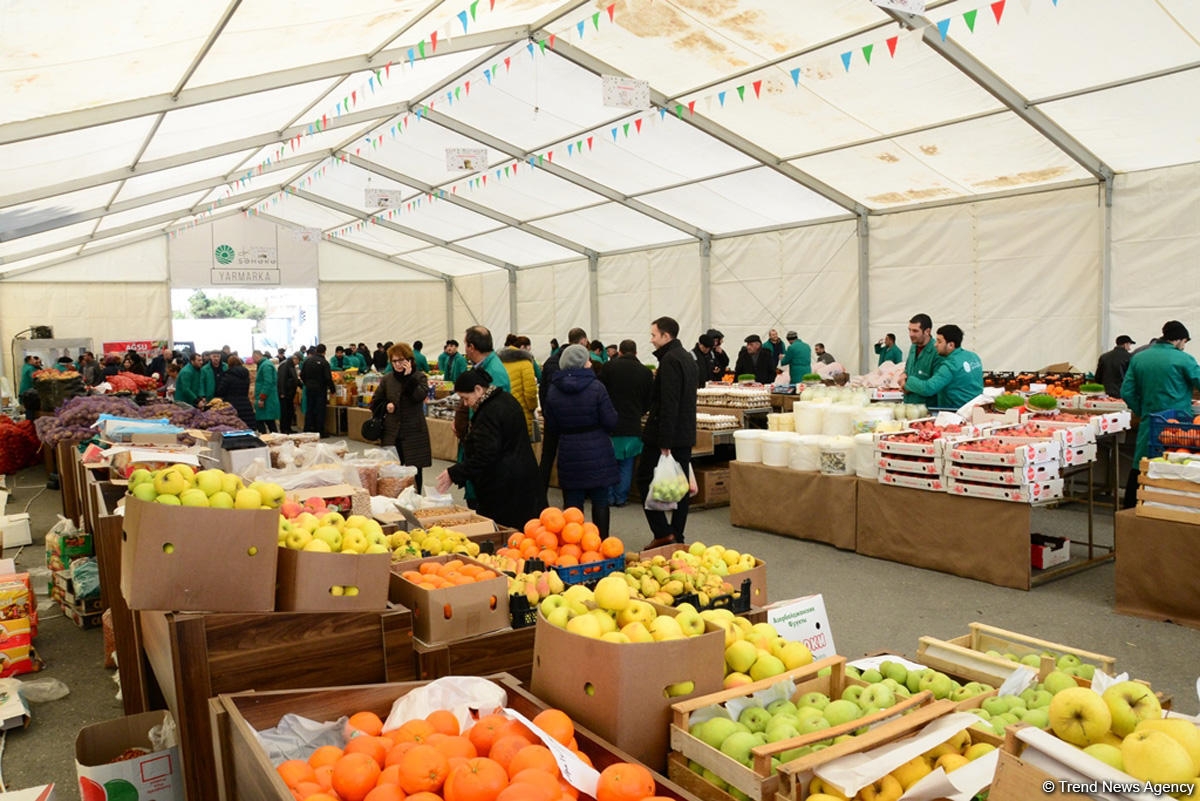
[
  {"xmin": 820, "ymin": 436, "xmax": 857, "ymax": 475},
  {"xmin": 793, "ymin": 403, "xmax": 826, "ymax": 435},
  {"xmin": 733, "ymin": 429, "xmax": 764, "ymax": 463},
  {"xmin": 822, "ymin": 405, "xmax": 858, "ymax": 437},
  {"xmin": 790, "ymin": 435, "xmax": 826, "ymax": 472},
  {"xmin": 760, "ymin": 432, "xmax": 795, "ymax": 467},
  {"xmin": 854, "ymin": 433, "xmax": 878, "ymax": 479},
  {"xmin": 767, "ymin": 412, "xmax": 795, "ymax": 432}
]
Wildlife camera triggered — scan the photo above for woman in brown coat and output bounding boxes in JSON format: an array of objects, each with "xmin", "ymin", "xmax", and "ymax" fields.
[{"xmin": 370, "ymin": 342, "xmax": 432, "ymax": 491}]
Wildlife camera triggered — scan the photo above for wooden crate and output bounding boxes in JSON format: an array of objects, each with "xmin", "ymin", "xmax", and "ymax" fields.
[
  {"xmin": 210, "ymin": 672, "xmax": 705, "ymax": 801},
  {"xmin": 916, "ymin": 622, "xmax": 1115, "ymax": 686},
  {"xmin": 992, "ymin": 724, "xmax": 1139, "ymax": 800},
  {"xmin": 412, "ymin": 625, "xmax": 536, "ymax": 683},
  {"xmin": 668, "ymin": 655, "xmax": 937, "ymax": 801},
  {"xmin": 989, "ymin": 749, "xmax": 1093, "ymax": 801},
  {"xmin": 140, "ymin": 606, "xmax": 416, "ymax": 801}
]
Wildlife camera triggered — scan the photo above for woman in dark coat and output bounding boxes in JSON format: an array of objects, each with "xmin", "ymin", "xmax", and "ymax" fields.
[
  {"xmin": 216, "ymin": 355, "xmax": 256, "ymax": 428},
  {"xmin": 370, "ymin": 342, "xmax": 432, "ymax": 492},
  {"xmin": 436, "ymin": 369, "xmax": 544, "ymax": 530},
  {"xmin": 542, "ymin": 345, "xmax": 619, "ymax": 537}
]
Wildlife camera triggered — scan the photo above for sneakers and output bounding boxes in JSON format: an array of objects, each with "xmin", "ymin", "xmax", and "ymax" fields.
[{"xmin": 643, "ymin": 535, "xmax": 681, "ymax": 550}]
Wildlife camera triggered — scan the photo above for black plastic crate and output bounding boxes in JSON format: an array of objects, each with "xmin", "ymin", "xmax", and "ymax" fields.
[
  {"xmin": 508, "ymin": 593, "xmax": 538, "ymax": 629},
  {"xmin": 672, "ymin": 577, "xmax": 752, "ymax": 614}
]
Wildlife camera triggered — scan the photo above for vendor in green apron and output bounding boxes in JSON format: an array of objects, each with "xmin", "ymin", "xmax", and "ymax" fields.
[
  {"xmin": 903, "ymin": 313, "xmax": 940, "ymax": 406},
  {"xmin": 253, "ymin": 351, "xmax": 280, "ymax": 433},
  {"xmin": 1120, "ymin": 320, "xmax": 1200, "ymax": 508},
  {"xmin": 899, "ymin": 324, "xmax": 982, "ymax": 411},
  {"xmin": 874, "ymin": 333, "xmax": 904, "ymax": 366}
]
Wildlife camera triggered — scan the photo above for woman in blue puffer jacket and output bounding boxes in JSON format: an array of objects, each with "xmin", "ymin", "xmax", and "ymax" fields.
[{"xmin": 542, "ymin": 344, "xmax": 619, "ymax": 537}]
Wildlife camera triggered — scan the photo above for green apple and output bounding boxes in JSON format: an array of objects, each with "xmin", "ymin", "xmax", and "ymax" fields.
[
  {"xmin": 562, "ymin": 584, "xmax": 594, "ymax": 606},
  {"xmin": 1121, "ymin": 730, "xmax": 1196, "ymax": 784},
  {"xmin": 602, "ymin": 632, "xmax": 631, "ymax": 644},
  {"xmin": 302, "ymin": 537, "xmax": 332, "ymax": 552},
  {"xmin": 565, "ymin": 614, "xmax": 604, "ymax": 639},
  {"xmin": 312, "ymin": 525, "xmax": 343, "ymax": 552},
  {"xmin": 905, "ymin": 669, "xmax": 926, "ymax": 694},
  {"xmin": 1042, "ymin": 670, "xmax": 1077, "ymax": 695},
  {"xmin": 719, "ymin": 731, "xmax": 761, "ymax": 767},
  {"xmin": 857, "ymin": 684, "xmax": 895, "ymax": 712},
  {"xmin": 341, "ymin": 529, "xmax": 368, "ymax": 553},
  {"xmin": 318, "ymin": 511, "xmax": 345, "ymax": 528},
  {"xmin": 1021, "ymin": 688, "xmax": 1053, "ymax": 709},
  {"xmin": 364, "ymin": 529, "xmax": 388, "ymax": 549},
  {"xmin": 663, "ymin": 679, "xmax": 693, "ymax": 696},
  {"xmin": 220, "ymin": 473, "xmax": 243, "ymax": 496},
  {"xmin": 919, "ymin": 671, "xmax": 954, "ymax": 700},
  {"xmin": 1135, "ymin": 718, "xmax": 1200, "ymax": 771},
  {"xmin": 725, "ymin": 640, "xmax": 758, "ymax": 674},
  {"xmin": 749, "ymin": 652, "xmax": 785, "ymax": 682},
  {"xmin": 777, "ymin": 641, "xmax": 813, "ymax": 670},
  {"xmin": 155, "ymin": 493, "xmax": 182, "ymax": 505},
  {"xmin": 294, "ymin": 512, "xmax": 321, "ymax": 532},
  {"xmin": 1102, "ymin": 680, "xmax": 1162, "ymax": 737},
  {"xmin": 1048, "ymin": 687, "xmax": 1112, "ymax": 746},
  {"xmin": 128, "ymin": 468, "xmax": 154, "ymax": 487},
  {"xmin": 859, "ymin": 668, "xmax": 883, "ymax": 684},
  {"xmin": 796, "ymin": 692, "xmax": 829, "ymax": 711},
  {"xmin": 649, "ymin": 615, "xmax": 684, "ymax": 641},
  {"xmin": 234, "ymin": 488, "xmax": 263, "ymax": 509},
  {"xmin": 255, "ymin": 481, "xmax": 286, "ymax": 508},
  {"xmin": 130, "ymin": 482, "xmax": 158, "ymax": 502},
  {"xmin": 879, "ymin": 660, "xmax": 908, "ymax": 685},
  {"xmin": 766, "ymin": 699, "xmax": 798, "ymax": 717},
  {"xmin": 692, "ymin": 717, "xmax": 745, "ymax": 750},
  {"xmin": 982, "ymin": 696, "xmax": 1011, "ymax": 717},
  {"xmin": 209, "ymin": 491, "xmax": 234, "ymax": 509},
  {"xmin": 738, "ymin": 706, "xmax": 771, "ymax": 733},
  {"xmin": 620, "ymin": 621, "xmax": 654, "ymax": 643},
  {"xmin": 285, "ymin": 528, "xmax": 313, "ymax": 550},
  {"xmin": 1020, "ymin": 653, "xmax": 1042, "ymax": 668},
  {"xmin": 1082, "ymin": 743, "xmax": 1124, "ymax": 771},
  {"xmin": 194, "ymin": 469, "xmax": 224, "ymax": 497},
  {"xmin": 796, "ymin": 716, "xmax": 831, "ymax": 736},
  {"xmin": 841, "ymin": 685, "xmax": 865, "ymax": 705},
  {"xmin": 1056, "ymin": 653, "xmax": 1082, "ymax": 670},
  {"xmin": 587, "ymin": 609, "xmax": 616, "ymax": 634},
  {"xmin": 153, "ymin": 469, "xmax": 189, "ymax": 496},
  {"xmin": 764, "ymin": 721, "xmax": 800, "ymax": 743},
  {"xmin": 616, "ymin": 599, "xmax": 655, "ymax": 628},
  {"xmin": 179, "ymin": 488, "xmax": 210, "ymax": 507},
  {"xmin": 1021, "ymin": 708, "xmax": 1050, "ymax": 729},
  {"xmin": 545, "ymin": 605, "xmax": 573, "ymax": 629},
  {"xmin": 822, "ymin": 699, "xmax": 861, "ymax": 727}
]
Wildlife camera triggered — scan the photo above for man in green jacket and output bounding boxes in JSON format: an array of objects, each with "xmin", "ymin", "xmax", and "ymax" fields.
[
  {"xmin": 1120, "ymin": 320, "xmax": 1200, "ymax": 508},
  {"xmin": 437, "ymin": 340, "xmax": 468, "ymax": 382},
  {"xmin": 412, "ymin": 341, "xmax": 430, "ymax": 373},
  {"xmin": 874, "ymin": 332, "xmax": 904, "ymax": 366},
  {"xmin": 900, "ymin": 324, "xmax": 982, "ymax": 410},
  {"xmin": 18, "ymin": 355, "xmax": 41, "ymax": 394},
  {"xmin": 464, "ymin": 326, "xmax": 511, "ymax": 391},
  {"xmin": 903, "ymin": 313, "xmax": 940, "ymax": 406},
  {"xmin": 253, "ymin": 351, "xmax": 280, "ymax": 433},
  {"xmin": 780, "ymin": 331, "xmax": 812, "ymax": 383},
  {"xmin": 200, "ymin": 351, "xmax": 223, "ymax": 400},
  {"xmin": 175, "ymin": 352, "xmax": 205, "ymax": 406}
]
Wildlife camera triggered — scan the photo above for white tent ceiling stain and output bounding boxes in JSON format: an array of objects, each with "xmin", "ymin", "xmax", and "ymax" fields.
[{"xmin": 2, "ymin": 0, "xmax": 1199, "ymax": 278}]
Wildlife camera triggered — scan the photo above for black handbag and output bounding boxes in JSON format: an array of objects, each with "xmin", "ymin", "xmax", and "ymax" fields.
[{"xmin": 361, "ymin": 415, "xmax": 384, "ymax": 442}]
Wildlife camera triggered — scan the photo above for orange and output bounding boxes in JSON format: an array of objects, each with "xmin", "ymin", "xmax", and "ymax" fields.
[
  {"xmin": 579, "ymin": 528, "xmax": 601, "ymax": 554},
  {"xmin": 405, "ymin": 794, "xmax": 443, "ymax": 801},
  {"xmin": 348, "ymin": 710, "xmax": 384, "ymax": 737},
  {"xmin": 506, "ymin": 745, "xmax": 558, "ymax": 778},
  {"xmin": 432, "ymin": 734, "xmax": 478, "ymax": 761},
  {"xmin": 580, "ymin": 551, "xmax": 603, "ymax": 563},
  {"xmin": 519, "ymin": 540, "xmax": 540, "ymax": 559},
  {"xmin": 363, "ymin": 785, "xmax": 406, "ymax": 801},
  {"xmin": 278, "ymin": 759, "xmax": 316, "ymax": 789},
  {"xmin": 395, "ymin": 719, "xmax": 437, "ymax": 744},
  {"xmin": 535, "ymin": 530, "xmax": 559, "ymax": 550},
  {"xmin": 376, "ymin": 764, "xmax": 402, "ymax": 786},
  {"xmin": 443, "ymin": 756, "xmax": 509, "ymax": 801},
  {"xmin": 559, "ymin": 543, "xmax": 582, "ymax": 560},
  {"xmin": 599, "ymin": 536, "xmax": 623, "ymax": 559},
  {"xmin": 332, "ymin": 752, "xmax": 383, "ymax": 801},
  {"xmin": 496, "ymin": 782, "xmax": 554, "ymax": 801},
  {"xmin": 510, "ymin": 768, "xmax": 565, "ymax": 799},
  {"xmin": 560, "ymin": 522, "xmax": 583, "ymax": 544},
  {"xmin": 487, "ymin": 733, "xmax": 535, "ymax": 771},
  {"xmin": 313, "ymin": 764, "xmax": 334, "ymax": 790},
  {"xmin": 540, "ymin": 507, "xmax": 565, "ymax": 534},
  {"xmin": 345, "ymin": 735, "xmax": 389, "ymax": 768},
  {"xmin": 426, "ymin": 708, "xmax": 461, "ymax": 736},
  {"xmin": 572, "ymin": 749, "xmax": 592, "ymax": 767},
  {"xmin": 595, "ymin": 762, "xmax": 655, "ymax": 801},
  {"xmin": 523, "ymin": 518, "xmax": 541, "ymax": 537},
  {"xmin": 292, "ymin": 785, "xmax": 326, "ymax": 801},
  {"xmin": 537, "ymin": 548, "xmax": 558, "ymax": 565},
  {"xmin": 397, "ymin": 744, "xmax": 450, "ymax": 794},
  {"xmin": 531, "ymin": 709, "xmax": 574, "ymax": 747},
  {"xmin": 562, "ymin": 507, "xmax": 585, "ymax": 525},
  {"xmin": 555, "ymin": 554, "xmax": 578, "ymax": 567},
  {"xmin": 466, "ymin": 714, "xmax": 509, "ymax": 755},
  {"xmin": 309, "ymin": 745, "xmax": 344, "ymax": 769}
]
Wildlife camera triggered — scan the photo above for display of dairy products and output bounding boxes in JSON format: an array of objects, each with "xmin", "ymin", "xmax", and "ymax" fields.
[
  {"xmin": 854, "ymin": 433, "xmax": 878, "ymax": 479},
  {"xmin": 793, "ymin": 402, "xmax": 826, "ymax": 435},
  {"xmin": 822, "ymin": 405, "xmax": 859, "ymax": 437},
  {"xmin": 760, "ymin": 432, "xmax": 796, "ymax": 467},
  {"xmin": 766, "ymin": 412, "xmax": 796, "ymax": 431},
  {"xmin": 733, "ymin": 429, "xmax": 764, "ymax": 463},
  {"xmin": 790, "ymin": 434, "xmax": 827, "ymax": 472},
  {"xmin": 820, "ymin": 436, "xmax": 857, "ymax": 475}
]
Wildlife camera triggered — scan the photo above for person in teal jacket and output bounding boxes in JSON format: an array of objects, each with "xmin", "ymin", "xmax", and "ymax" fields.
[
  {"xmin": 464, "ymin": 326, "xmax": 511, "ymax": 392},
  {"xmin": 412, "ymin": 341, "xmax": 430, "ymax": 374},
  {"xmin": 874, "ymin": 333, "xmax": 904, "ymax": 366},
  {"xmin": 200, "ymin": 351, "xmax": 223, "ymax": 400},
  {"xmin": 18, "ymin": 355, "xmax": 41, "ymax": 394},
  {"xmin": 253, "ymin": 351, "xmax": 280, "ymax": 433},
  {"xmin": 1120, "ymin": 320, "xmax": 1200, "ymax": 508},
  {"xmin": 437, "ymin": 340, "xmax": 469, "ymax": 383},
  {"xmin": 175, "ymin": 352, "xmax": 205, "ymax": 406},
  {"xmin": 903, "ymin": 313, "xmax": 940, "ymax": 405},
  {"xmin": 900, "ymin": 324, "xmax": 982, "ymax": 410},
  {"xmin": 780, "ymin": 331, "xmax": 812, "ymax": 383}
]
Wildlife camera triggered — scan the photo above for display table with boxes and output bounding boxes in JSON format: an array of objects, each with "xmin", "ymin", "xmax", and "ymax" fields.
[{"xmin": 729, "ymin": 462, "xmax": 858, "ymax": 550}]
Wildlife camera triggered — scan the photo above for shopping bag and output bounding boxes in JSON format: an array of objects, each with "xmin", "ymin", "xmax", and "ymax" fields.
[
  {"xmin": 644, "ymin": 453, "xmax": 688, "ymax": 511},
  {"xmin": 361, "ymin": 415, "xmax": 384, "ymax": 442}
]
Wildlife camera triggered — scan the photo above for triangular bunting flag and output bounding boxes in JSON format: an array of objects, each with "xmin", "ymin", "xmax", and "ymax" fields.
[
  {"xmin": 991, "ymin": 0, "xmax": 1005, "ymax": 23},
  {"xmin": 790, "ymin": 67, "xmax": 800, "ymax": 86},
  {"xmin": 418, "ymin": 41, "xmax": 426, "ymax": 59},
  {"xmin": 352, "ymin": 90, "xmax": 357, "ymax": 104},
  {"xmin": 659, "ymin": 107, "xmax": 667, "ymax": 120},
  {"xmin": 430, "ymin": 31, "xmax": 438, "ymax": 51},
  {"xmin": 886, "ymin": 36, "xmax": 899, "ymax": 57},
  {"xmin": 568, "ymin": 143, "xmax": 574, "ymax": 156},
  {"xmin": 752, "ymin": 80, "xmax": 762, "ymax": 97},
  {"xmin": 470, "ymin": 0, "xmax": 478, "ymax": 21},
  {"xmin": 458, "ymin": 10, "xmax": 468, "ymax": 32},
  {"xmin": 465, "ymin": 81, "xmax": 470, "ymax": 95},
  {"xmin": 587, "ymin": 136, "xmax": 593, "ymax": 150},
  {"xmin": 862, "ymin": 44, "xmax": 873, "ymax": 64},
  {"xmin": 528, "ymin": 43, "xmax": 535, "ymax": 58},
  {"xmin": 936, "ymin": 18, "xmax": 951, "ymax": 40},
  {"xmin": 623, "ymin": 122, "xmax": 630, "ymax": 137},
  {"xmin": 718, "ymin": 90, "xmax": 726, "ymax": 106},
  {"xmin": 447, "ymin": 91, "xmax": 453, "ymax": 104},
  {"xmin": 549, "ymin": 33, "xmax": 556, "ymax": 48},
  {"xmin": 687, "ymin": 100, "xmax": 696, "ymax": 115},
  {"xmin": 675, "ymin": 104, "xmax": 683, "ymax": 118},
  {"xmin": 576, "ymin": 139, "xmax": 583, "ymax": 152},
  {"xmin": 512, "ymin": 162, "xmax": 517, "ymax": 173},
  {"xmin": 386, "ymin": 61, "xmax": 391, "ymax": 78},
  {"xmin": 408, "ymin": 48, "xmax": 415, "ymax": 65},
  {"xmin": 635, "ymin": 118, "xmax": 643, "ymax": 132},
  {"xmin": 454, "ymin": 86, "xmax": 461, "ymax": 100},
  {"xmin": 607, "ymin": 4, "xmax": 615, "ymax": 21},
  {"xmin": 546, "ymin": 151, "xmax": 553, "ymax": 161},
  {"xmin": 736, "ymin": 85, "xmax": 745, "ymax": 101},
  {"xmin": 611, "ymin": 127, "xmax": 618, "ymax": 141},
  {"xmin": 504, "ymin": 57, "xmax": 511, "ymax": 71},
  {"xmin": 368, "ymin": 77, "xmax": 375, "ymax": 92},
  {"xmin": 963, "ymin": 9, "xmax": 977, "ymax": 32},
  {"xmin": 577, "ymin": 20, "xmax": 586, "ymax": 38},
  {"xmin": 840, "ymin": 51, "xmax": 852, "ymax": 71},
  {"xmin": 538, "ymin": 39, "xmax": 547, "ymax": 54},
  {"xmin": 537, "ymin": 154, "xmax": 544, "ymax": 165},
  {"xmin": 490, "ymin": 0, "xmax": 494, "ymax": 8},
  {"xmin": 484, "ymin": 68, "xmax": 492, "ymax": 84},
  {"xmin": 592, "ymin": 11, "xmax": 600, "ymax": 30}
]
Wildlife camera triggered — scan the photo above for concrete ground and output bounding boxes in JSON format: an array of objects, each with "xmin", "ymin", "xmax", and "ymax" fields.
[{"xmin": 1, "ymin": 449, "xmax": 1197, "ymax": 795}]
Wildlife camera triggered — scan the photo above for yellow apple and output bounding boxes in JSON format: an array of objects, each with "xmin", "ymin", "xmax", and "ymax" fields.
[
  {"xmin": 593, "ymin": 575, "xmax": 631, "ymax": 612},
  {"xmin": 234, "ymin": 488, "xmax": 263, "ymax": 509}
]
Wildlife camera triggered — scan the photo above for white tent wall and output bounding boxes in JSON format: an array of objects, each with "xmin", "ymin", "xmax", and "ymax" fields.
[
  {"xmin": 710, "ymin": 224, "xmax": 860, "ymax": 370},
  {"xmin": 598, "ymin": 244, "xmax": 702, "ymax": 355},
  {"xmin": 868, "ymin": 186, "xmax": 1103, "ymax": 374},
  {"xmin": 317, "ymin": 281, "xmax": 446, "ymax": 352},
  {"xmin": 1110, "ymin": 163, "xmax": 1200, "ymax": 346},
  {"xmin": 517, "ymin": 261, "xmax": 590, "ymax": 363},
  {"xmin": 451, "ymin": 271, "xmax": 512, "ymax": 348},
  {"xmin": 1, "ymin": 282, "xmax": 170, "ymax": 382}
]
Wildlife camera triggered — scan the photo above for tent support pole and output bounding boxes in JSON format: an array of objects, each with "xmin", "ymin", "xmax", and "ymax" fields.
[
  {"xmin": 1101, "ymin": 177, "xmax": 1114, "ymax": 358},
  {"xmin": 509, "ymin": 271, "xmax": 519, "ymax": 335},
  {"xmin": 445, "ymin": 278, "xmax": 455, "ymax": 341},
  {"xmin": 699, "ymin": 237, "xmax": 712, "ymax": 335},
  {"xmin": 858, "ymin": 212, "xmax": 871, "ymax": 375},
  {"xmin": 588, "ymin": 253, "xmax": 600, "ymax": 340}
]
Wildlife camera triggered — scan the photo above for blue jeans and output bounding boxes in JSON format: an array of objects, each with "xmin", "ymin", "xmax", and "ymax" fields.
[
  {"xmin": 563, "ymin": 486, "xmax": 611, "ymax": 539},
  {"xmin": 611, "ymin": 457, "xmax": 636, "ymax": 506}
]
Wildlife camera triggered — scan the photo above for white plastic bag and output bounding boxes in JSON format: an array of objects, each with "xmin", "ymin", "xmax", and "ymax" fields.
[
  {"xmin": 688, "ymin": 463, "xmax": 699, "ymax": 497},
  {"xmin": 644, "ymin": 453, "xmax": 687, "ymax": 511}
]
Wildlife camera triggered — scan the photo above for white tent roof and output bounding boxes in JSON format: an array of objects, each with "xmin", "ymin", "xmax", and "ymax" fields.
[{"xmin": 3, "ymin": 0, "xmax": 1199, "ymax": 278}]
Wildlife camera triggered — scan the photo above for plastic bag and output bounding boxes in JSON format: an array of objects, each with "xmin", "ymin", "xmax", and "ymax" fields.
[
  {"xmin": 149, "ymin": 710, "xmax": 178, "ymax": 750},
  {"xmin": 382, "ymin": 676, "xmax": 507, "ymax": 734},
  {"xmin": 644, "ymin": 453, "xmax": 688, "ymax": 511},
  {"xmin": 688, "ymin": 463, "xmax": 699, "ymax": 497},
  {"xmin": 377, "ymin": 463, "xmax": 418, "ymax": 498},
  {"xmin": 255, "ymin": 712, "xmax": 349, "ymax": 765},
  {"xmin": 17, "ymin": 677, "xmax": 70, "ymax": 703}
]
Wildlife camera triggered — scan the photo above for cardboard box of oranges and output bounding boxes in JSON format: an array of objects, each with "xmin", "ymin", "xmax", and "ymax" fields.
[{"xmin": 388, "ymin": 555, "xmax": 509, "ymax": 645}]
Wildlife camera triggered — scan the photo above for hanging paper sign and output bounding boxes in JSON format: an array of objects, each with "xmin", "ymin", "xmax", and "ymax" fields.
[
  {"xmin": 764, "ymin": 594, "xmax": 837, "ymax": 659},
  {"xmin": 291, "ymin": 227, "xmax": 323, "ymax": 243},
  {"xmin": 872, "ymin": 0, "xmax": 925, "ymax": 12},
  {"xmin": 365, "ymin": 189, "xmax": 405, "ymax": 209},
  {"xmin": 445, "ymin": 148, "xmax": 489, "ymax": 172},
  {"xmin": 601, "ymin": 75, "xmax": 651, "ymax": 109}
]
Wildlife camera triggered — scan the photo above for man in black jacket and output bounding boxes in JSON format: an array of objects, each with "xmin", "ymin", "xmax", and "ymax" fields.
[
  {"xmin": 600, "ymin": 339, "xmax": 653, "ymax": 507},
  {"xmin": 539, "ymin": 327, "xmax": 588, "ymax": 490},
  {"xmin": 300, "ymin": 344, "xmax": 335, "ymax": 434},
  {"xmin": 692, "ymin": 334, "xmax": 716, "ymax": 389},
  {"xmin": 734, "ymin": 334, "xmax": 779, "ymax": 384},
  {"xmin": 637, "ymin": 316, "xmax": 698, "ymax": 549},
  {"xmin": 1095, "ymin": 335, "xmax": 1134, "ymax": 398},
  {"xmin": 278, "ymin": 353, "xmax": 300, "ymax": 433}
]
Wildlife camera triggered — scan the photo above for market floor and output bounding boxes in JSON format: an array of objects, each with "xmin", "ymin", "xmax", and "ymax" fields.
[{"xmin": 2, "ymin": 454, "xmax": 1198, "ymax": 795}]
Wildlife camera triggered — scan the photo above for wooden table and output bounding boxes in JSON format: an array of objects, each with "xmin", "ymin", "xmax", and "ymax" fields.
[
  {"xmin": 729, "ymin": 462, "xmax": 858, "ymax": 550},
  {"xmin": 139, "ymin": 607, "xmax": 416, "ymax": 800}
]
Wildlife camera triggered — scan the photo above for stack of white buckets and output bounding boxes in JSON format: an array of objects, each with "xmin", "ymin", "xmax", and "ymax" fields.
[{"xmin": 734, "ymin": 395, "xmax": 900, "ymax": 479}]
